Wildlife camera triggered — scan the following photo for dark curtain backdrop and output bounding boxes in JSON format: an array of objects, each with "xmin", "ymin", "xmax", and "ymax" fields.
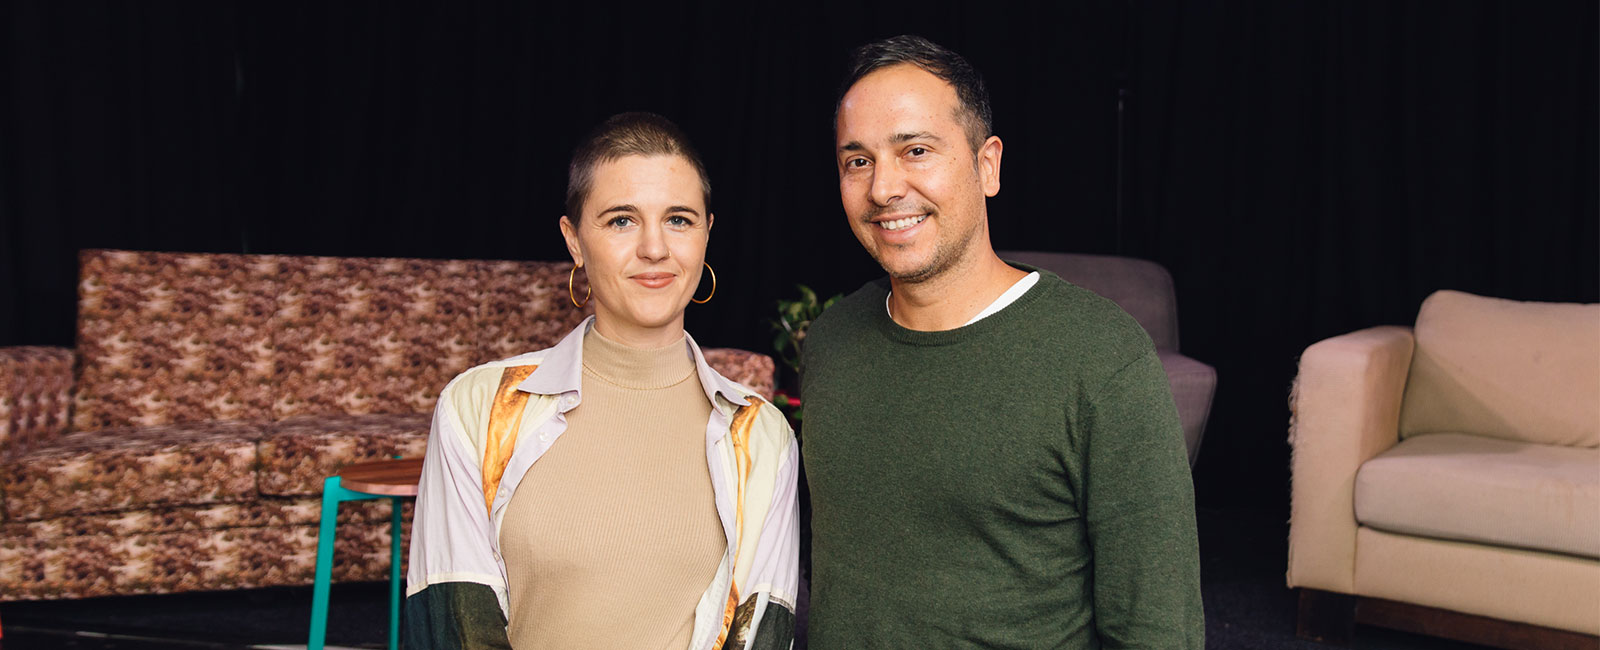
[{"xmin": 3, "ymin": 1, "xmax": 1595, "ymax": 512}]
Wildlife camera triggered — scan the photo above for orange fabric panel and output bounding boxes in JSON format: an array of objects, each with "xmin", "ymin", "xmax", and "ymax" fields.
[{"xmin": 482, "ymin": 365, "xmax": 539, "ymax": 517}]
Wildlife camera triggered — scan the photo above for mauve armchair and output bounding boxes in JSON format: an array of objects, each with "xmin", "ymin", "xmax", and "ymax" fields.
[{"xmin": 998, "ymin": 251, "xmax": 1215, "ymax": 466}]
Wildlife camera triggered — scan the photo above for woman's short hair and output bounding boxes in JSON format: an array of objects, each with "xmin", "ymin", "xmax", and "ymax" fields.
[{"xmin": 565, "ymin": 112, "xmax": 711, "ymax": 220}]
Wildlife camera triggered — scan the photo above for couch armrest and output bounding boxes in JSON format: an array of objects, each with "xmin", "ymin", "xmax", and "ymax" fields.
[
  {"xmin": 1157, "ymin": 350, "xmax": 1216, "ymax": 467},
  {"xmin": 1286, "ymin": 326, "xmax": 1413, "ymax": 594},
  {"xmin": 700, "ymin": 348, "xmax": 777, "ymax": 401},
  {"xmin": 0, "ymin": 346, "xmax": 77, "ymax": 458}
]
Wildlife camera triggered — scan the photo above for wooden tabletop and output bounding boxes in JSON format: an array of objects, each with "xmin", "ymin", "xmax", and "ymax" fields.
[{"xmin": 338, "ymin": 458, "xmax": 424, "ymax": 497}]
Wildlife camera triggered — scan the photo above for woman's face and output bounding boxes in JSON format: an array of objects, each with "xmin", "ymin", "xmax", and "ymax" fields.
[{"xmin": 560, "ymin": 154, "xmax": 712, "ymax": 348}]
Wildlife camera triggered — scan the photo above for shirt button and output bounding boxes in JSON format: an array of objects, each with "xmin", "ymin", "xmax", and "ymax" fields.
[
  {"xmin": 561, "ymin": 396, "xmax": 576, "ymax": 407},
  {"xmin": 539, "ymin": 433, "xmax": 550, "ymax": 442}
]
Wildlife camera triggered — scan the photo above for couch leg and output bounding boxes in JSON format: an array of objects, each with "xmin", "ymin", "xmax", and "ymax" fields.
[{"xmin": 1297, "ymin": 588, "xmax": 1355, "ymax": 645}]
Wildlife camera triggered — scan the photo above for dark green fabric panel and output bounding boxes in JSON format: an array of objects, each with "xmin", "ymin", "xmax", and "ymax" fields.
[
  {"xmin": 741, "ymin": 600, "xmax": 797, "ymax": 650},
  {"xmin": 402, "ymin": 582, "xmax": 511, "ymax": 650}
]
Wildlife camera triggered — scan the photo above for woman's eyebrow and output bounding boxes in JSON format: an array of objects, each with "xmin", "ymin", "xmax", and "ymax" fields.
[{"xmin": 596, "ymin": 204, "xmax": 638, "ymax": 217}]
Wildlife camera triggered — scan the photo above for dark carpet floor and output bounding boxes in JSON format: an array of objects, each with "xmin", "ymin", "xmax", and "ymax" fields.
[{"xmin": 0, "ymin": 507, "xmax": 1495, "ymax": 649}]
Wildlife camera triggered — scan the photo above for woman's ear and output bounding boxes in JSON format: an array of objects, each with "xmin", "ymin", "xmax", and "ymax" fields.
[
  {"xmin": 706, "ymin": 212, "xmax": 715, "ymax": 236},
  {"xmin": 559, "ymin": 215, "xmax": 584, "ymax": 267}
]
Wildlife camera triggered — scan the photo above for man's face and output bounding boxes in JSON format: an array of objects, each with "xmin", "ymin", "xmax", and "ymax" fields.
[{"xmin": 835, "ymin": 64, "xmax": 1001, "ymax": 284}]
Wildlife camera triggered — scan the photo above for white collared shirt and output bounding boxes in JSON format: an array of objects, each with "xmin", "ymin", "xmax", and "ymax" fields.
[{"xmin": 405, "ymin": 317, "xmax": 799, "ymax": 649}]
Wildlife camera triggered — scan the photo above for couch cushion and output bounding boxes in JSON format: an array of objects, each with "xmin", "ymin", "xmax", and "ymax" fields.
[
  {"xmin": 0, "ymin": 346, "xmax": 75, "ymax": 458},
  {"xmin": 474, "ymin": 259, "xmax": 592, "ymax": 364},
  {"xmin": 73, "ymin": 250, "xmax": 278, "ymax": 431},
  {"xmin": 1354, "ymin": 526, "xmax": 1600, "ymax": 635},
  {"xmin": 1, "ymin": 497, "xmax": 400, "ymax": 541},
  {"xmin": 257, "ymin": 413, "xmax": 430, "ymax": 496},
  {"xmin": 1355, "ymin": 432, "xmax": 1600, "ymax": 558},
  {"xmin": 271, "ymin": 256, "xmax": 482, "ymax": 419},
  {"xmin": 1, "ymin": 420, "xmax": 265, "ymax": 521},
  {"xmin": 1400, "ymin": 290, "xmax": 1600, "ymax": 447},
  {"xmin": 0, "ymin": 520, "xmax": 404, "ymax": 601},
  {"xmin": 701, "ymin": 348, "xmax": 776, "ymax": 401}
]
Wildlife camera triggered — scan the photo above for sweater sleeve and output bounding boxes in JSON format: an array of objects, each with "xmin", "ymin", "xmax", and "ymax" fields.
[{"xmin": 1082, "ymin": 349, "xmax": 1205, "ymax": 649}]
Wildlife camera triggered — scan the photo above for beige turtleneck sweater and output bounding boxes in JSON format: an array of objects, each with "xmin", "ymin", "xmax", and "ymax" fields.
[{"xmin": 499, "ymin": 328, "xmax": 725, "ymax": 650}]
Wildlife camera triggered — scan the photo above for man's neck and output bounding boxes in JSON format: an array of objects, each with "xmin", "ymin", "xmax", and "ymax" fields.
[{"xmin": 887, "ymin": 251, "xmax": 1029, "ymax": 332}]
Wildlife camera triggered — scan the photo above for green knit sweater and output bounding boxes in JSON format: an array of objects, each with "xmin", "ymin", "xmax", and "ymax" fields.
[{"xmin": 800, "ymin": 268, "xmax": 1203, "ymax": 649}]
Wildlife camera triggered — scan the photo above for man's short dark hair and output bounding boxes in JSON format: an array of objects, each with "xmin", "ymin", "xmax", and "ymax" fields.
[
  {"xmin": 566, "ymin": 112, "xmax": 711, "ymax": 220},
  {"xmin": 836, "ymin": 35, "xmax": 994, "ymax": 154}
]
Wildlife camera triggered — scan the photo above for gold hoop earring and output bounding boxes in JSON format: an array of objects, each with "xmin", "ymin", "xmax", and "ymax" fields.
[
  {"xmin": 569, "ymin": 264, "xmax": 590, "ymax": 309},
  {"xmin": 691, "ymin": 262, "xmax": 716, "ymax": 304}
]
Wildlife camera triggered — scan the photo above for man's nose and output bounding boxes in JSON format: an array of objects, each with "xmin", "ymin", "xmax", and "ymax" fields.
[{"xmin": 868, "ymin": 161, "xmax": 908, "ymax": 207}]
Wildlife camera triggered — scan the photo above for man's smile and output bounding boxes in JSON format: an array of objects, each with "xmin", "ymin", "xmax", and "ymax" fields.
[{"xmin": 877, "ymin": 214, "xmax": 928, "ymax": 231}]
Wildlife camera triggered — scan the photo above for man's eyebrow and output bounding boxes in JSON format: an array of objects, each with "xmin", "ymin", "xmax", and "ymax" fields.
[
  {"xmin": 890, "ymin": 131, "xmax": 943, "ymax": 144},
  {"xmin": 839, "ymin": 132, "xmax": 945, "ymax": 154}
]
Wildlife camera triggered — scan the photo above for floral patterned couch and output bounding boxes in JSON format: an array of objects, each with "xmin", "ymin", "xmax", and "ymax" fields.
[{"xmin": 0, "ymin": 250, "xmax": 775, "ymax": 602}]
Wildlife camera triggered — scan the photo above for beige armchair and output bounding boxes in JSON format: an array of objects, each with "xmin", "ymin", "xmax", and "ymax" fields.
[{"xmin": 1287, "ymin": 290, "xmax": 1598, "ymax": 649}]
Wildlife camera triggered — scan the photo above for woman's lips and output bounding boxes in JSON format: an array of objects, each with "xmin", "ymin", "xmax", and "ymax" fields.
[{"xmin": 631, "ymin": 273, "xmax": 675, "ymax": 289}]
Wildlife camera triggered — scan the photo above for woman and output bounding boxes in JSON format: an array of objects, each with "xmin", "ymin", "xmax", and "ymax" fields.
[{"xmin": 404, "ymin": 113, "xmax": 798, "ymax": 650}]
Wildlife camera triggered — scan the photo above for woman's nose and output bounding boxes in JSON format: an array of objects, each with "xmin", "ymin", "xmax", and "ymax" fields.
[{"xmin": 637, "ymin": 222, "xmax": 670, "ymax": 261}]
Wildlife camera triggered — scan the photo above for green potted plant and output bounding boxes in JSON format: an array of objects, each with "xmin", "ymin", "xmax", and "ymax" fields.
[{"xmin": 768, "ymin": 284, "xmax": 840, "ymax": 420}]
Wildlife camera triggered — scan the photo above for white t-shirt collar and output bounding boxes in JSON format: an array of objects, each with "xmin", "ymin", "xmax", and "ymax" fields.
[{"xmin": 886, "ymin": 271, "xmax": 1040, "ymax": 327}]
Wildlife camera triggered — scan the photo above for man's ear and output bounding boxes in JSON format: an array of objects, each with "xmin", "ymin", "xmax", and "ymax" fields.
[
  {"xmin": 559, "ymin": 215, "xmax": 584, "ymax": 267},
  {"xmin": 979, "ymin": 135, "xmax": 1003, "ymax": 198}
]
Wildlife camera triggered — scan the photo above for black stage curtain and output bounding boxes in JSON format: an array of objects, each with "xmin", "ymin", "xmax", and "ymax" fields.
[
  {"xmin": 1125, "ymin": 2, "xmax": 1597, "ymax": 508},
  {"xmin": 2, "ymin": 2, "xmax": 1594, "ymax": 512}
]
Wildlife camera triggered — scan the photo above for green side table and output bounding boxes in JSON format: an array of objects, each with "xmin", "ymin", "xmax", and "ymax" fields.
[{"xmin": 308, "ymin": 458, "xmax": 423, "ymax": 650}]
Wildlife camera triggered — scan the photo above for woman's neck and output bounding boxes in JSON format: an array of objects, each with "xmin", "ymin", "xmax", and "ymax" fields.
[
  {"xmin": 590, "ymin": 312, "xmax": 686, "ymax": 349},
  {"xmin": 582, "ymin": 326, "xmax": 693, "ymax": 391}
]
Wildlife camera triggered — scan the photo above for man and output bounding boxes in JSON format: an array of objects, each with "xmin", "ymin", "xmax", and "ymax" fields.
[{"xmin": 800, "ymin": 35, "xmax": 1203, "ymax": 648}]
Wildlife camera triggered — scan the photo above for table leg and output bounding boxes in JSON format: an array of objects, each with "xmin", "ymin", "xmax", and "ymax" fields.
[
  {"xmin": 389, "ymin": 495, "xmax": 403, "ymax": 650},
  {"xmin": 309, "ymin": 475, "xmax": 347, "ymax": 650}
]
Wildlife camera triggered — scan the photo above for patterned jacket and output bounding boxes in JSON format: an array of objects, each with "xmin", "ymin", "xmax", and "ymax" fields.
[{"xmin": 403, "ymin": 318, "xmax": 799, "ymax": 649}]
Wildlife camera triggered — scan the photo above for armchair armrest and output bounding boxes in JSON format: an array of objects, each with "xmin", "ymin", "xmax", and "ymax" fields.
[
  {"xmin": 0, "ymin": 346, "xmax": 76, "ymax": 459},
  {"xmin": 700, "ymin": 348, "xmax": 777, "ymax": 401},
  {"xmin": 1286, "ymin": 326, "xmax": 1413, "ymax": 594}
]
